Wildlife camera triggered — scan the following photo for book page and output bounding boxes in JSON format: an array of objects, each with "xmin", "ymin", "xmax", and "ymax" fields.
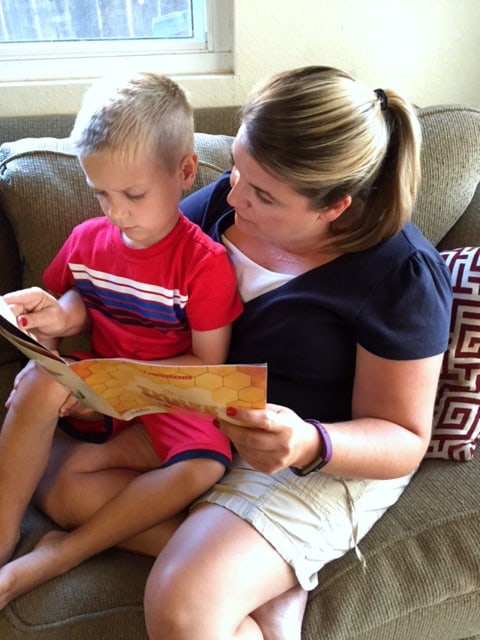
[{"xmin": 69, "ymin": 359, "xmax": 267, "ymax": 421}]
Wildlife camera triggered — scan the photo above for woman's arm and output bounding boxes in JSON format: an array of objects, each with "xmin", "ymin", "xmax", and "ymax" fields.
[
  {"xmin": 217, "ymin": 345, "xmax": 443, "ymax": 480},
  {"xmin": 4, "ymin": 287, "xmax": 91, "ymax": 346}
]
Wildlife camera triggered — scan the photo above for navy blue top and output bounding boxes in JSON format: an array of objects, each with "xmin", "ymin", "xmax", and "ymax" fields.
[{"xmin": 181, "ymin": 172, "xmax": 452, "ymax": 422}]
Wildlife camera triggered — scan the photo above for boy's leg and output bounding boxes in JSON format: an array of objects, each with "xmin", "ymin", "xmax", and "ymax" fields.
[
  {"xmin": 35, "ymin": 424, "xmax": 163, "ymax": 530},
  {"xmin": 38, "ymin": 428, "xmax": 225, "ymax": 555},
  {"xmin": 0, "ymin": 363, "xmax": 70, "ymax": 566},
  {"xmin": 0, "ymin": 447, "xmax": 225, "ymax": 609}
]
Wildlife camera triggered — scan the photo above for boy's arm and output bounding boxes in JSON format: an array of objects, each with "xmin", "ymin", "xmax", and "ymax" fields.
[{"xmin": 152, "ymin": 325, "xmax": 232, "ymax": 366}]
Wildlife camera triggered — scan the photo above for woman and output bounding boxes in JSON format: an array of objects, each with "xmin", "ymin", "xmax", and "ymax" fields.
[
  {"xmin": 142, "ymin": 66, "xmax": 452, "ymax": 639},
  {"xmin": 3, "ymin": 66, "xmax": 451, "ymax": 639}
]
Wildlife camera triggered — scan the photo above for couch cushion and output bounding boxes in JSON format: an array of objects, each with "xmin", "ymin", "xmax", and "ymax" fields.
[
  {"xmin": 0, "ymin": 137, "xmax": 99, "ymax": 289},
  {"xmin": 303, "ymin": 454, "xmax": 480, "ymax": 640},
  {"xmin": 1, "ymin": 505, "xmax": 152, "ymax": 640},
  {"xmin": 428, "ymin": 246, "xmax": 480, "ymax": 461},
  {"xmin": 0, "ymin": 133, "xmax": 233, "ymax": 291},
  {"xmin": 413, "ymin": 105, "xmax": 480, "ymax": 247}
]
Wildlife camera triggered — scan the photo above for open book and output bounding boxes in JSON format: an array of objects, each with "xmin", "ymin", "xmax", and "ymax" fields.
[{"xmin": 0, "ymin": 297, "xmax": 267, "ymax": 421}]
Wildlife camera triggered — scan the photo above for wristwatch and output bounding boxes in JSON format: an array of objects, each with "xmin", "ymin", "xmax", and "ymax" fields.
[{"xmin": 290, "ymin": 419, "xmax": 332, "ymax": 476}]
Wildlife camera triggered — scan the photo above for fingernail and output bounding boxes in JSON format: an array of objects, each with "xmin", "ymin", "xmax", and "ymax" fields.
[
  {"xmin": 213, "ymin": 418, "xmax": 220, "ymax": 427},
  {"xmin": 18, "ymin": 316, "xmax": 27, "ymax": 328},
  {"xmin": 226, "ymin": 407, "xmax": 237, "ymax": 417}
]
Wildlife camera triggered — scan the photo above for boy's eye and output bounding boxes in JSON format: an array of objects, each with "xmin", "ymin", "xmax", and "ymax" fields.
[{"xmin": 126, "ymin": 193, "xmax": 145, "ymax": 201}]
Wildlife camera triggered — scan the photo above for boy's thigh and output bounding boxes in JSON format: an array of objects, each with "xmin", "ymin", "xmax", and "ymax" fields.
[{"xmin": 51, "ymin": 423, "xmax": 161, "ymax": 474}]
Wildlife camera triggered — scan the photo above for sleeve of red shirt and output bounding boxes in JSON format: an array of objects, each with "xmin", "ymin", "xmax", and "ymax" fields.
[
  {"xmin": 185, "ymin": 248, "xmax": 243, "ymax": 332},
  {"xmin": 42, "ymin": 228, "xmax": 79, "ymax": 295}
]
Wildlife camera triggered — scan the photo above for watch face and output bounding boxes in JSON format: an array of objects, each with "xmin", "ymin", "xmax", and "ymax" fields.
[{"xmin": 290, "ymin": 456, "xmax": 327, "ymax": 476}]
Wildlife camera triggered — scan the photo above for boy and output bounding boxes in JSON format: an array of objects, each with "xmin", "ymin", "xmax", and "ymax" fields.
[{"xmin": 0, "ymin": 73, "xmax": 242, "ymax": 606}]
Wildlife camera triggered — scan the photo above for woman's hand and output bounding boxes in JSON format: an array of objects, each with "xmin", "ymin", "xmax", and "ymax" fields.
[
  {"xmin": 217, "ymin": 404, "xmax": 322, "ymax": 474},
  {"xmin": 3, "ymin": 287, "xmax": 90, "ymax": 342}
]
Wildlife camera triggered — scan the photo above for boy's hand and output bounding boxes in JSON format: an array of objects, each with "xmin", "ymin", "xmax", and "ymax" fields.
[{"xmin": 58, "ymin": 394, "xmax": 101, "ymax": 421}]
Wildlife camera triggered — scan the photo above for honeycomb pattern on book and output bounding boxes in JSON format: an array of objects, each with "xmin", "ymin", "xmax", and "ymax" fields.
[{"xmin": 69, "ymin": 361, "xmax": 266, "ymax": 417}]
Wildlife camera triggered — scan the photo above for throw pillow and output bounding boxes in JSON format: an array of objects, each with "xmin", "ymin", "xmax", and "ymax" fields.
[{"xmin": 428, "ymin": 246, "xmax": 480, "ymax": 461}]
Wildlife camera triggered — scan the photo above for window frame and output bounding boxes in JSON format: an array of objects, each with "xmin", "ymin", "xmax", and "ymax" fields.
[{"xmin": 0, "ymin": 0, "xmax": 233, "ymax": 83}]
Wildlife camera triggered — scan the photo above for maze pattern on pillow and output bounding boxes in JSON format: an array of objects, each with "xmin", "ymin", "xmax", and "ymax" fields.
[{"xmin": 428, "ymin": 246, "xmax": 480, "ymax": 461}]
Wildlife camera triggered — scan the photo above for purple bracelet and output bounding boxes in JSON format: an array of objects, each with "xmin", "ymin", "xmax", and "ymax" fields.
[{"xmin": 290, "ymin": 419, "xmax": 332, "ymax": 476}]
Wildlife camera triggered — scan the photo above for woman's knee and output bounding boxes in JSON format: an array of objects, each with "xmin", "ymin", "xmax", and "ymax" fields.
[
  {"xmin": 144, "ymin": 564, "xmax": 189, "ymax": 639},
  {"xmin": 144, "ymin": 558, "xmax": 220, "ymax": 640}
]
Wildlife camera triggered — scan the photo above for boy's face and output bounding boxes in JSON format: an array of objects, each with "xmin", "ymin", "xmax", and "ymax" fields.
[{"xmin": 80, "ymin": 151, "xmax": 197, "ymax": 249}]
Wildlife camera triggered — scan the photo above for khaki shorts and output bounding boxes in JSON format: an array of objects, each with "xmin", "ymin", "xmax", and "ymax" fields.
[{"xmin": 197, "ymin": 454, "xmax": 414, "ymax": 590}]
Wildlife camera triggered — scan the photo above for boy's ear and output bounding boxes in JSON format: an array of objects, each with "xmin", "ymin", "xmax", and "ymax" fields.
[
  {"xmin": 179, "ymin": 153, "xmax": 198, "ymax": 189},
  {"xmin": 317, "ymin": 195, "xmax": 352, "ymax": 222}
]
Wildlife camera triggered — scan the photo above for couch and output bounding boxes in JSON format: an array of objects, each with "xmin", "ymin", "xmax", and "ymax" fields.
[{"xmin": 0, "ymin": 103, "xmax": 479, "ymax": 639}]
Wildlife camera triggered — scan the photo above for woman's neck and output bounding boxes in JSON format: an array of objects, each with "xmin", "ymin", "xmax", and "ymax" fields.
[{"xmin": 224, "ymin": 225, "xmax": 340, "ymax": 275}]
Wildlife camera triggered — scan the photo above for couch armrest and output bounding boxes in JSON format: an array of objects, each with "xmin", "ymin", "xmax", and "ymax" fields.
[{"xmin": 438, "ymin": 183, "xmax": 480, "ymax": 250}]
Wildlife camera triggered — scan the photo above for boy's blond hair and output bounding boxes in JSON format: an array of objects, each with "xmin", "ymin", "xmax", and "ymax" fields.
[{"xmin": 71, "ymin": 72, "xmax": 194, "ymax": 173}]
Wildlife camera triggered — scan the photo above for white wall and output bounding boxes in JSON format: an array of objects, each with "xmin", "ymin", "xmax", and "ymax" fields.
[{"xmin": 1, "ymin": 0, "xmax": 479, "ymax": 117}]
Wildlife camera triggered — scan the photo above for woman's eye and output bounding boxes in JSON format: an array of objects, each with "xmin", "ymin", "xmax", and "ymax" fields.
[{"xmin": 255, "ymin": 191, "xmax": 273, "ymax": 205}]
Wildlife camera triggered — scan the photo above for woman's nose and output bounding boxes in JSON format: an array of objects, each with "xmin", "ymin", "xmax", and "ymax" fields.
[{"xmin": 227, "ymin": 174, "xmax": 247, "ymax": 209}]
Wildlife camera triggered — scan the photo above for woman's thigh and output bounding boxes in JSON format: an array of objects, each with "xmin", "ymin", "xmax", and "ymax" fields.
[
  {"xmin": 189, "ymin": 456, "xmax": 414, "ymax": 590},
  {"xmin": 144, "ymin": 503, "xmax": 298, "ymax": 639}
]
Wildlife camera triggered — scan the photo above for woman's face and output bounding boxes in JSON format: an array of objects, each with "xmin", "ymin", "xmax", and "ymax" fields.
[{"xmin": 227, "ymin": 127, "xmax": 327, "ymax": 252}]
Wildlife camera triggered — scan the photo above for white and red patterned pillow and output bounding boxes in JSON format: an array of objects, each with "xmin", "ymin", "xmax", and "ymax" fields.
[{"xmin": 428, "ymin": 246, "xmax": 480, "ymax": 461}]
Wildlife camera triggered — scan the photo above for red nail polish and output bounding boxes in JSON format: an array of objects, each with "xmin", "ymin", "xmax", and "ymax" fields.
[
  {"xmin": 18, "ymin": 316, "xmax": 27, "ymax": 328},
  {"xmin": 226, "ymin": 407, "xmax": 237, "ymax": 417},
  {"xmin": 213, "ymin": 418, "xmax": 220, "ymax": 428}
]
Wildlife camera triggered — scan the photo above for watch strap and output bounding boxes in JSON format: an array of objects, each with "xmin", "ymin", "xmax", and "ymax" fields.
[{"xmin": 290, "ymin": 419, "xmax": 332, "ymax": 476}]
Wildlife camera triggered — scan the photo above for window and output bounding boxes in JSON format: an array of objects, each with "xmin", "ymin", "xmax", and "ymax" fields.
[{"xmin": 0, "ymin": 0, "xmax": 233, "ymax": 82}]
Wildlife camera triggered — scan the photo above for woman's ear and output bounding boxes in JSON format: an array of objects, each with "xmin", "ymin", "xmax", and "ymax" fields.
[
  {"xmin": 317, "ymin": 196, "xmax": 352, "ymax": 222},
  {"xmin": 179, "ymin": 153, "xmax": 198, "ymax": 189}
]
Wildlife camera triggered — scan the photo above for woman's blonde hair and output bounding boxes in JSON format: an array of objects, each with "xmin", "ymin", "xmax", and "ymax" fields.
[
  {"xmin": 71, "ymin": 72, "xmax": 194, "ymax": 173},
  {"xmin": 240, "ymin": 66, "xmax": 422, "ymax": 252}
]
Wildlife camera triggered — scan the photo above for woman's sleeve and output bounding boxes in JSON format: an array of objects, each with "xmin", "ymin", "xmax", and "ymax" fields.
[{"xmin": 355, "ymin": 251, "xmax": 453, "ymax": 360}]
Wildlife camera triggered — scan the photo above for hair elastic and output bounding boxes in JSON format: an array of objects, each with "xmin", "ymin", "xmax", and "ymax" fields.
[{"xmin": 374, "ymin": 88, "xmax": 388, "ymax": 111}]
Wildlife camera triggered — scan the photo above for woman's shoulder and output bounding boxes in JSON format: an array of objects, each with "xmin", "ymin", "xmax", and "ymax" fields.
[{"xmin": 345, "ymin": 222, "xmax": 450, "ymax": 288}]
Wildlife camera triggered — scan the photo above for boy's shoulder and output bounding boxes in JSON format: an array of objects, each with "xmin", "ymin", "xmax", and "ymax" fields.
[
  {"xmin": 177, "ymin": 212, "xmax": 226, "ymax": 257},
  {"xmin": 71, "ymin": 216, "xmax": 110, "ymax": 236}
]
